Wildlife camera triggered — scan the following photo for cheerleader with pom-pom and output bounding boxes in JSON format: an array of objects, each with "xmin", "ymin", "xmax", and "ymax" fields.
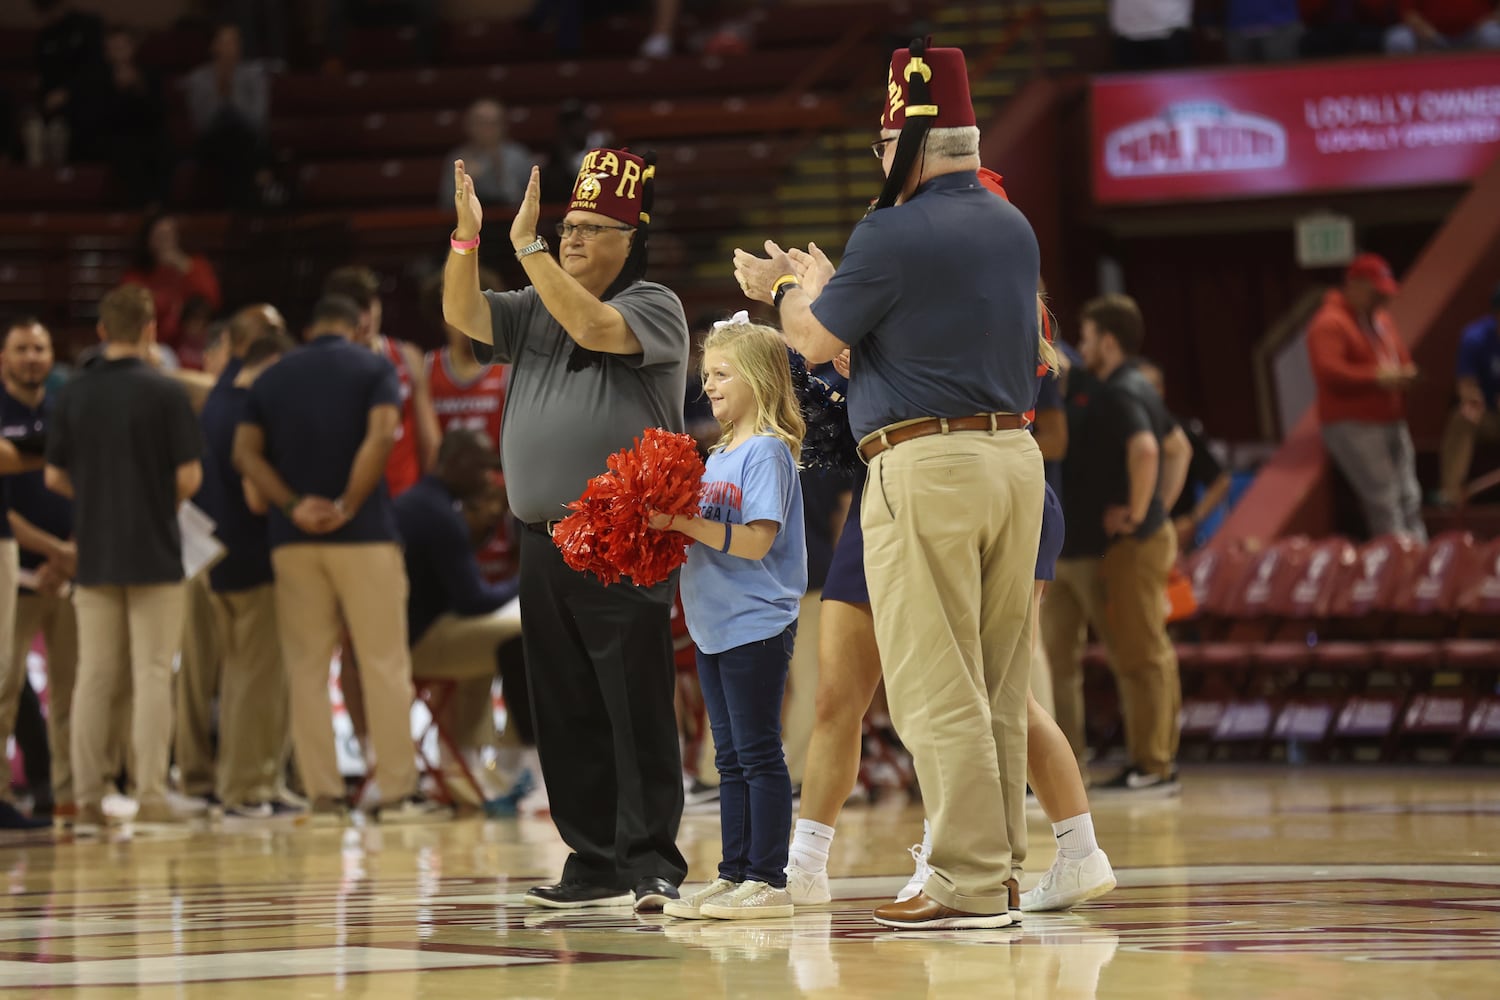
[{"xmin": 650, "ymin": 314, "xmax": 808, "ymax": 921}]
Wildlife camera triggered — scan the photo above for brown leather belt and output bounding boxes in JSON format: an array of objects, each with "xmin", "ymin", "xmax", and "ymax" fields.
[{"xmin": 858, "ymin": 413, "xmax": 1028, "ymax": 463}]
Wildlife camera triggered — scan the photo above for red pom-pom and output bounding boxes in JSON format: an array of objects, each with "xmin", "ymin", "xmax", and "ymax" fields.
[{"xmin": 552, "ymin": 428, "xmax": 706, "ymax": 587}]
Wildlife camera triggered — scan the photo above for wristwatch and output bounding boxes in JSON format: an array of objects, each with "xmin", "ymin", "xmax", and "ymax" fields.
[{"xmin": 515, "ymin": 236, "xmax": 549, "ymax": 260}]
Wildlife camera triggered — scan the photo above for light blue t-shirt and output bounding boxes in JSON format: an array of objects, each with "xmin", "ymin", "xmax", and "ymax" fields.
[{"xmin": 681, "ymin": 434, "xmax": 807, "ymax": 655}]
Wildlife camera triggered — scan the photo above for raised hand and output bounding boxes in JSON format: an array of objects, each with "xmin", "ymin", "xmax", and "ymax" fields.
[
  {"xmin": 732, "ymin": 240, "xmax": 796, "ymax": 306},
  {"xmin": 453, "ymin": 159, "xmax": 484, "ymax": 240},
  {"xmin": 510, "ymin": 165, "xmax": 542, "ymax": 251},
  {"xmin": 787, "ymin": 242, "xmax": 835, "ymax": 300}
]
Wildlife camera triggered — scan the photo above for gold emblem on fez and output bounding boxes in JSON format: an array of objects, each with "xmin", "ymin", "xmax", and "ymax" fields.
[{"xmin": 576, "ymin": 172, "xmax": 606, "ymax": 202}]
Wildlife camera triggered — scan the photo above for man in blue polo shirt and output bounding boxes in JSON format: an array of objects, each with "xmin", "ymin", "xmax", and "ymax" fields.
[
  {"xmin": 197, "ymin": 326, "xmax": 297, "ymax": 821},
  {"xmin": 734, "ymin": 42, "xmax": 1042, "ymax": 930},
  {"xmin": 234, "ymin": 295, "xmax": 435, "ymax": 825},
  {"xmin": 1441, "ymin": 283, "xmax": 1500, "ymax": 505}
]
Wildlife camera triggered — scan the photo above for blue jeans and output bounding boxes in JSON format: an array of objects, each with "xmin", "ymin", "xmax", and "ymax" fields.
[{"xmin": 696, "ymin": 626, "xmax": 796, "ymax": 888}]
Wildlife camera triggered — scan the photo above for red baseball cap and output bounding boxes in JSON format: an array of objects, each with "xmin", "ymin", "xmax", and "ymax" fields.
[{"xmin": 1346, "ymin": 253, "xmax": 1398, "ymax": 296}]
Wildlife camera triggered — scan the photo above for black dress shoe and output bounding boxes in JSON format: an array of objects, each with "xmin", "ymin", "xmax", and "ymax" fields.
[
  {"xmin": 633, "ymin": 877, "xmax": 680, "ymax": 913},
  {"xmin": 524, "ymin": 881, "xmax": 634, "ymax": 909}
]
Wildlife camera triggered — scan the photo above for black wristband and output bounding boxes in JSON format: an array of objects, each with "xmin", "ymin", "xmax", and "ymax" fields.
[
  {"xmin": 773, "ymin": 280, "xmax": 800, "ymax": 309},
  {"xmin": 282, "ymin": 495, "xmax": 302, "ymax": 518}
]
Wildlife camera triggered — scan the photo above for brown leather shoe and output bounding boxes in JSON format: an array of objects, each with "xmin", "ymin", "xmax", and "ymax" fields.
[{"xmin": 873, "ymin": 892, "xmax": 1014, "ymax": 930}]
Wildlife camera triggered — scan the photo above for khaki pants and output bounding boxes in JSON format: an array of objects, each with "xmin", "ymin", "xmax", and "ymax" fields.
[
  {"xmin": 863, "ymin": 429, "xmax": 1043, "ymax": 913},
  {"xmin": 72, "ymin": 583, "xmax": 187, "ymax": 809},
  {"xmin": 411, "ymin": 601, "xmax": 521, "ymax": 750},
  {"xmin": 0, "ymin": 541, "xmax": 21, "ymax": 801},
  {"xmin": 11, "ymin": 589, "xmax": 79, "ymax": 805},
  {"xmin": 175, "ymin": 574, "xmax": 221, "ymax": 798},
  {"xmin": 273, "ymin": 544, "xmax": 415, "ymax": 804},
  {"xmin": 212, "ymin": 584, "xmax": 288, "ymax": 807},
  {"xmin": 1321, "ymin": 420, "xmax": 1426, "ymax": 541},
  {"xmin": 1097, "ymin": 523, "xmax": 1181, "ymax": 776},
  {"xmin": 1039, "ymin": 557, "xmax": 1104, "ymax": 771},
  {"xmin": 1440, "ymin": 409, "xmax": 1500, "ymax": 503}
]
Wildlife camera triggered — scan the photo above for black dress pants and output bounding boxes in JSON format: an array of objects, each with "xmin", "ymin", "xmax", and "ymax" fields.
[{"xmin": 518, "ymin": 526, "xmax": 686, "ymax": 889}]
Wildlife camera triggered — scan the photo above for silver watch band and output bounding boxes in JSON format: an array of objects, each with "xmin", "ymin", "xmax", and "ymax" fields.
[{"xmin": 515, "ymin": 236, "xmax": 547, "ymax": 259}]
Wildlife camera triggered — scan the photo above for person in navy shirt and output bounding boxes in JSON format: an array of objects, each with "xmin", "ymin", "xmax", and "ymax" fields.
[
  {"xmin": 196, "ymin": 327, "xmax": 298, "ymax": 820},
  {"xmin": 1441, "ymin": 283, "xmax": 1500, "ymax": 505},
  {"xmin": 395, "ymin": 428, "xmax": 520, "ymax": 806},
  {"xmin": 650, "ymin": 319, "xmax": 806, "ymax": 922},
  {"xmin": 0, "ymin": 317, "xmax": 69, "ymax": 830},
  {"xmin": 733, "ymin": 44, "xmax": 1042, "ymax": 931},
  {"xmin": 234, "ymin": 294, "xmax": 433, "ymax": 824}
]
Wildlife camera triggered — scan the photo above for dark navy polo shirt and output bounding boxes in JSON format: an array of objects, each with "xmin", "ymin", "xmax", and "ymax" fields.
[
  {"xmin": 45, "ymin": 357, "xmax": 202, "ymax": 587},
  {"xmin": 198, "ymin": 358, "xmax": 274, "ymax": 591},
  {"xmin": 1, "ymin": 388, "xmax": 73, "ymax": 572},
  {"xmin": 811, "ymin": 170, "xmax": 1041, "ymax": 439},
  {"xmin": 242, "ymin": 335, "xmax": 402, "ymax": 547},
  {"xmin": 395, "ymin": 475, "xmax": 518, "ymax": 643}
]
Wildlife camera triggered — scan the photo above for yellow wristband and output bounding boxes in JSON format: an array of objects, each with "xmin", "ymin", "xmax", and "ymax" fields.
[{"xmin": 772, "ymin": 273, "xmax": 798, "ymax": 295}]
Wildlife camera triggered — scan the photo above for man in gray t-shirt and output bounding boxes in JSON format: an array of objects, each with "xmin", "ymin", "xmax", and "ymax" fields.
[{"xmin": 443, "ymin": 146, "xmax": 690, "ymax": 911}]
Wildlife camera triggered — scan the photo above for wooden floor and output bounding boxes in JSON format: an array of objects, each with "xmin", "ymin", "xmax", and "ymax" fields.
[{"xmin": 2, "ymin": 766, "xmax": 1498, "ymax": 998}]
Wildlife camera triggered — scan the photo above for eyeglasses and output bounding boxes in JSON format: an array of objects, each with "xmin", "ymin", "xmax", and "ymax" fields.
[
  {"xmin": 556, "ymin": 222, "xmax": 635, "ymax": 240},
  {"xmin": 870, "ymin": 136, "xmax": 896, "ymax": 159}
]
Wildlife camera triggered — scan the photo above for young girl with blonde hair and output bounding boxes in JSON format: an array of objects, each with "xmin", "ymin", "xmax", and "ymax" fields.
[{"xmin": 651, "ymin": 313, "xmax": 807, "ymax": 920}]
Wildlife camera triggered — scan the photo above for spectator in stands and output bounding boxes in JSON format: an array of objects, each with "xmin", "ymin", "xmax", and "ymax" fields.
[
  {"xmin": 1440, "ymin": 282, "xmax": 1500, "ymax": 505},
  {"xmin": 27, "ymin": 0, "xmax": 105, "ymax": 167},
  {"xmin": 395, "ymin": 429, "xmax": 521, "ymax": 807},
  {"xmin": 439, "ymin": 100, "xmax": 535, "ymax": 211},
  {"xmin": 539, "ymin": 100, "xmax": 611, "ymax": 205},
  {"xmin": 1061, "ymin": 295, "xmax": 1191, "ymax": 795},
  {"xmin": 44, "ymin": 285, "xmax": 204, "ymax": 832},
  {"xmin": 233, "ymin": 294, "xmax": 438, "ymax": 824},
  {"xmin": 121, "ymin": 213, "xmax": 223, "ymax": 358},
  {"xmin": 1300, "ymin": 0, "xmax": 1396, "ymax": 55},
  {"xmin": 1307, "ymin": 253, "xmax": 1426, "ymax": 541},
  {"xmin": 0, "ymin": 318, "xmax": 56, "ymax": 830},
  {"xmin": 1110, "ymin": 0, "xmax": 1195, "ymax": 68},
  {"xmin": 175, "ymin": 304, "xmax": 290, "ymax": 815},
  {"xmin": 1138, "ymin": 361, "xmax": 1233, "ymax": 551},
  {"xmin": 183, "ymin": 23, "xmax": 274, "ymax": 209},
  {"xmin": 199, "ymin": 326, "xmax": 300, "ymax": 822},
  {"xmin": 1385, "ymin": 0, "xmax": 1500, "ymax": 50},
  {"xmin": 87, "ymin": 24, "xmax": 172, "ymax": 209},
  {"xmin": 1224, "ymin": 0, "xmax": 1306, "ymax": 60}
]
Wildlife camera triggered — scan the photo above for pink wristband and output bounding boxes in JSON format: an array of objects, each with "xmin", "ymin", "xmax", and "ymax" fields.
[{"xmin": 450, "ymin": 232, "xmax": 481, "ymax": 253}]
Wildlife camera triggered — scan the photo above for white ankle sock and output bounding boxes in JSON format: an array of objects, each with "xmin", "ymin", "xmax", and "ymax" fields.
[
  {"xmin": 788, "ymin": 819, "xmax": 835, "ymax": 872},
  {"xmin": 1053, "ymin": 813, "xmax": 1098, "ymax": 860}
]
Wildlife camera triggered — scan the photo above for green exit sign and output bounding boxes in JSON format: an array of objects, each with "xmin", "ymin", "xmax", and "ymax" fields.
[{"xmin": 1295, "ymin": 214, "xmax": 1355, "ymax": 269}]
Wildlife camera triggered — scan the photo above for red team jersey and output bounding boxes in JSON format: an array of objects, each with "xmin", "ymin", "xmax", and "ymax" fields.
[
  {"xmin": 379, "ymin": 335, "xmax": 423, "ymax": 497},
  {"xmin": 427, "ymin": 348, "xmax": 517, "ymax": 584},
  {"xmin": 425, "ymin": 347, "xmax": 510, "ymax": 443}
]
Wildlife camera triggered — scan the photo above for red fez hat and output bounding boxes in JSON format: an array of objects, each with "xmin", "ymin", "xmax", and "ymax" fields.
[
  {"xmin": 570, "ymin": 148, "xmax": 654, "ymax": 227},
  {"xmin": 882, "ymin": 46, "xmax": 976, "ymax": 131}
]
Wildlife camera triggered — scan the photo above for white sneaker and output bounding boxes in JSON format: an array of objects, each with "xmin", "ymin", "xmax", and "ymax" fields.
[
  {"xmin": 378, "ymin": 797, "xmax": 452, "ymax": 825},
  {"xmin": 895, "ymin": 820, "xmax": 932, "ymax": 902},
  {"xmin": 699, "ymin": 880, "xmax": 794, "ymax": 920},
  {"xmin": 663, "ymin": 878, "xmax": 739, "ymax": 919},
  {"xmin": 1020, "ymin": 848, "xmax": 1117, "ymax": 913},
  {"xmin": 784, "ymin": 863, "xmax": 831, "ymax": 906}
]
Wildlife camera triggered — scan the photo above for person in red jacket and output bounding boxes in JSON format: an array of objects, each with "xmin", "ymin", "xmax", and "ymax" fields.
[{"xmin": 1306, "ymin": 253, "xmax": 1427, "ymax": 541}]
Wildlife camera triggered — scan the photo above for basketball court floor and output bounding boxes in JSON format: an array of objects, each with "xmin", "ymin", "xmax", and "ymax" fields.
[{"xmin": 1, "ymin": 766, "xmax": 1496, "ymax": 997}]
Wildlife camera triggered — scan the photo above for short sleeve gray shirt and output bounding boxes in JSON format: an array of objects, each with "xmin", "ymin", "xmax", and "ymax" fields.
[{"xmin": 472, "ymin": 280, "xmax": 689, "ymax": 524}]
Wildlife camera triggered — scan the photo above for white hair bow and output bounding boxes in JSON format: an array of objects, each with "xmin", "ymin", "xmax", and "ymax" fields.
[{"xmin": 711, "ymin": 310, "xmax": 751, "ymax": 332}]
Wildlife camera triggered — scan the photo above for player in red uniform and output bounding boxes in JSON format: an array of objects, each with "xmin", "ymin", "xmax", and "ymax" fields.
[{"xmin": 323, "ymin": 266, "xmax": 440, "ymax": 497}]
